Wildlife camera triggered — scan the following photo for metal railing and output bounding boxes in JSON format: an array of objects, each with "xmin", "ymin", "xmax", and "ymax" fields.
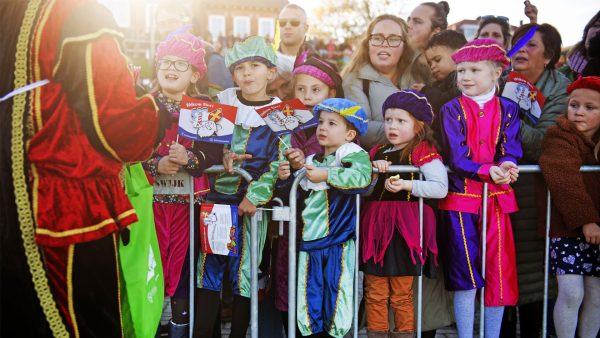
[
  {"xmin": 194, "ymin": 166, "xmax": 259, "ymax": 338},
  {"xmin": 185, "ymin": 164, "xmax": 599, "ymax": 337},
  {"xmin": 284, "ymin": 164, "xmax": 600, "ymax": 338}
]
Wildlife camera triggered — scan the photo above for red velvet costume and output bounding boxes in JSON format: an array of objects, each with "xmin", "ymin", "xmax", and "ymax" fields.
[{"xmin": 8, "ymin": 1, "xmax": 168, "ymax": 336}]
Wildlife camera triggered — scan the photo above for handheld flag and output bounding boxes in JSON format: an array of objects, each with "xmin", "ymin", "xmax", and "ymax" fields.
[
  {"xmin": 501, "ymin": 71, "xmax": 546, "ymax": 124},
  {"xmin": 256, "ymin": 98, "xmax": 315, "ymax": 135},
  {"xmin": 178, "ymin": 97, "xmax": 237, "ymax": 144},
  {"xmin": 200, "ymin": 204, "xmax": 240, "ymax": 257}
]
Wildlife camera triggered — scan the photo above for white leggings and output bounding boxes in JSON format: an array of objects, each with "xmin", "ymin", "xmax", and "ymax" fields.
[{"xmin": 554, "ymin": 275, "xmax": 600, "ymax": 338}]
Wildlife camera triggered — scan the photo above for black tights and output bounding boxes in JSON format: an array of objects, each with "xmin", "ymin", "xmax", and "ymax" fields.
[
  {"xmin": 194, "ymin": 289, "xmax": 250, "ymax": 338},
  {"xmin": 171, "ymin": 297, "xmax": 189, "ymax": 324}
]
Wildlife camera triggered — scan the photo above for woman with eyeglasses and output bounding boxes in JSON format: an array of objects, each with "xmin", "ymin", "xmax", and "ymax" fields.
[
  {"xmin": 497, "ymin": 22, "xmax": 571, "ymax": 338},
  {"xmin": 342, "ymin": 14, "xmax": 430, "ymax": 149}
]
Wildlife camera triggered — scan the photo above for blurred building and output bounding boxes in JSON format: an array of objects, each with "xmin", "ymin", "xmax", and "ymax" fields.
[
  {"xmin": 449, "ymin": 19, "xmax": 518, "ymax": 41},
  {"xmin": 194, "ymin": 0, "xmax": 288, "ymax": 43}
]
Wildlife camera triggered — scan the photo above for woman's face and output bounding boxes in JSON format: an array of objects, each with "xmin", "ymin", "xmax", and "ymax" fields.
[
  {"xmin": 407, "ymin": 5, "xmax": 437, "ymax": 51},
  {"xmin": 585, "ymin": 18, "xmax": 600, "ymax": 50},
  {"xmin": 368, "ymin": 19, "xmax": 406, "ymax": 76},
  {"xmin": 511, "ymin": 32, "xmax": 550, "ymax": 81},
  {"xmin": 478, "ymin": 23, "xmax": 506, "ymax": 49},
  {"xmin": 567, "ymin": 88, "xmax": 600, "ymax": 139}
]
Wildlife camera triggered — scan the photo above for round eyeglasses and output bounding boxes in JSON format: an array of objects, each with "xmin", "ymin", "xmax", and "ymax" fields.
[
  {"xmin": 157, "ymin": 59, "xmax": 191, "ymax": 72},
  {"xmin": 369, "ymin": 34, "xmax": 404, "ymax": 47}
]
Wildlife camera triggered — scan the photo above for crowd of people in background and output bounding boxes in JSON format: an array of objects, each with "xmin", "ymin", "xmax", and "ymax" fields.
[{"xmin": 1, "ymin": 1, "xmax": 599, "ymax": 338}]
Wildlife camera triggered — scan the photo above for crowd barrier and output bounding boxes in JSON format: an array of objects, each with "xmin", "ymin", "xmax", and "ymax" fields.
[{"xmin": 187, "ymin": 164, "xmax": 599, "ymax": 338}]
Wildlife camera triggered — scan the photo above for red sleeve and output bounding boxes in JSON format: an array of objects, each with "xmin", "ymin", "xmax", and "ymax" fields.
[
  {"xmin": 87, "ymin": 37, "xmax": 160, "ymax": 162},
  {"xmin": 411, "ymin": 141, "xmax": 442, "ymax": 167}
]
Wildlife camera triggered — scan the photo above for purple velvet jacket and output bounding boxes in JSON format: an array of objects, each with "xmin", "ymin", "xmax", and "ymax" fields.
[{"xmin": 438, "ymin": 95, "xmax": 523, "ymax": 214}]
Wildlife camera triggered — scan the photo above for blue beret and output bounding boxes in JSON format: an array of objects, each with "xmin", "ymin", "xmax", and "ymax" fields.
[{"xmin": 313, "ymin": 98, "xmax": 368, "ymax": 136}]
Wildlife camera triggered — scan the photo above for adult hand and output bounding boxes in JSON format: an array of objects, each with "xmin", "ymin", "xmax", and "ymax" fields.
[
  {"xmin": 304, "ymin": 164, "xmax": 328, "ymax": 183},
  {"xmin": 278, "ymin": 160, "xmax": 291, "ymax": 180},
  {"xmin": 499, "ymin": 161, "xmax": 519, "ymax": 183},
  {"xmin": 238, "ymin": 197, "xmax": 257, "ymax": 216},
  {"xmin": 524, "ymin": 0, "xmax": 538, "ymax": 23},
  {"xmin": 284, "ymin": 148, "xmax": 306, "ymax": 170},
  {"xmin": 490, "ymin": 166, "xmax": 511, "ymax": 185},
  {"xmin": 223, "ymin": 151, "xmax": 252, "ymax": 174},
  {"xmin": 582, "ymin": 223, "xmax": 600, "ymax": 245},
  {"xmin": 168, "ymin": 142, "xmax": 189, "ymax": 165},
  {"xmin": 157, "ymin": 156, "xmax": 180, "ymax": 175}
]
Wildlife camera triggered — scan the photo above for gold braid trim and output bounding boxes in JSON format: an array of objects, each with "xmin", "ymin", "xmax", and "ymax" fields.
[{"xmin": 12, "ymin": 0, "xmax": 70, "ymax": 336}]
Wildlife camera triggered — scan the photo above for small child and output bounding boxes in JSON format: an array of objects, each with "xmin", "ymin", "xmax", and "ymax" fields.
[
  {"xmin": 279, "ymin": 98, "xmax": 372, "ymax": 337},
  {"xmin": 539, "ymin": 76, "xmax": 600, "ymax": 338},
  {"xmin": 195, "ymin": 36, "xmax": 288, "ymax": 338},
  {"xmin": 438, "ymin": 38, "xmax": 523, "ymax": 338},
  {"xmin": 143, "ymin": 32, "xmax": 223, "ymax": 336},
  {"xmin": 421, "ymin": 30, "xmax": 467, "ymax": 144},
  {"xmin": 274, "ymin": 53, "xmax": 346, "ymax": 328},
  {"xmin": 361, "ymin": 90, "xmax": 448, "ymax": 338}
]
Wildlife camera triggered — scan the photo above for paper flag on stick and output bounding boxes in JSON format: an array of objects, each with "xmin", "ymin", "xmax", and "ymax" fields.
[
  {"xmin": 178, "ymin": 97, "xmax": 237, "ymax": 144},
  {"xmin": 501, "ymin": 71, "xmax": 546, "ymax": 125},
  {"xmin": 256, "ymin": 98, "xmax": 315, "ymax": 135},
  {"xmin": 200, "ymin": 203, "xmax": 239, "ymax": 257}
]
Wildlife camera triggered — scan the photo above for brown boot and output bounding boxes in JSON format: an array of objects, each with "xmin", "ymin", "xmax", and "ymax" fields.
[
  {"xmin": 367, "ymin": 331, "xmax": 390, "ymax": 338},
  {"xmin": 389, "ymin": 331, "xmax": 414, "ymax": 338}
]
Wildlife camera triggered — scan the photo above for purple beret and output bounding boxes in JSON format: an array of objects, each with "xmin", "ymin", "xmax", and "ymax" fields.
[{"xmin": 381, "ymin": 89, "xmax": 434, "ymax": 125}]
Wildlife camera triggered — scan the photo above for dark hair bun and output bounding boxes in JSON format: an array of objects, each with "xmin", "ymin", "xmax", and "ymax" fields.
[{"xmin": 437, "ymin": 1, "xmax": 450, "ymax": 17}]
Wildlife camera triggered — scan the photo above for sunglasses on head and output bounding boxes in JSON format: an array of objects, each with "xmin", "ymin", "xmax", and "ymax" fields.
[
  {"xmin": 478, "ymin": 15, "xmax": 509, "ymax": 22},
  {"xmin": 279, "ymin": 19, "xmax": 301, "ymax": 27}
]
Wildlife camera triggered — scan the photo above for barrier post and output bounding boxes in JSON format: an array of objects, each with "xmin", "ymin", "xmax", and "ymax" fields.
[
  {"xmin": 189, "ymin": 175, "xmax": 195, "ymax": 338},
  {"xmin": 201, "ymin": 166, "xmax": 257, "ymax": 337},
  {"xmin": 287, "ymin": 170, "xmax": 305, "ymax": 338},
  {"xmin": 416, "ymin": 173, "xmax": 424, "ymax": 338},
  {"xmin": 354, "ymin": 194, "xmax": 360, "ymax": 338},
  {"xmin": 479, "ymin": 183, "xmax": 489, "ymax": 338},
  {"xmin": 542, "ymin": 190, "xmax": 551, "ymax": 338}
]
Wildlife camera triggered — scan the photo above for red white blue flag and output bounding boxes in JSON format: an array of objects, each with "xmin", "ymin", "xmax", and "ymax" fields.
[
  {"xmin": 199, "ymin": 203, "xmax": 239, "ymax": 257},
  {"xmin": 256, "ymin": 98, "xmax": 315, "ymax": 135},
  {"xmin": 178, "ymin": 97, "xmax": 237, "ymax": 144}
]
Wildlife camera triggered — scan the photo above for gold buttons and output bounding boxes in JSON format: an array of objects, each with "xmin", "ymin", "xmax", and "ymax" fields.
[
  {"xmin": 478, "ymin": 111, "xmax": 485, "ymax": 117},
  {"xmin": 479, "ymin": 140, "xmax": 485, "ymax": 145}
]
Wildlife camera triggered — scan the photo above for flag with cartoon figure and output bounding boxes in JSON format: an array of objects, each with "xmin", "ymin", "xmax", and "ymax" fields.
[
  {"xmin": 178, "ymin": 96, "xmax": 237, "ymax": 144},
  {"xmin": 256, "ymin": 98, "xmax": 315, "ymax": 135},
  {"xmin": 199, "ymin": 203, "xmax": 239, "ymax": 257},
  {"xmin": 501, "ymin": 71, "xmax": 546, "ymax": 125}
]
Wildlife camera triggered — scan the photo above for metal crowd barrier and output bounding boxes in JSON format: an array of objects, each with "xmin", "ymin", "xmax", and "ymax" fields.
[
  {"xmin": 284, "ymin": 164, "xmax": 600, "ymax": 338},
  {"xmin": 192, "ymin": 166, "xmax": 257, "ymax": 338}
]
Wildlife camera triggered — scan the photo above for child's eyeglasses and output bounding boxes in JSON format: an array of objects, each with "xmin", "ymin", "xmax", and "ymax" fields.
[
  {"xmin": 478, "ymin": 15, "xmax": 509, "ymax": 22},
  {"xmin": 369, "ymin": 34, "xmax": 404, "ymax": 47},
  {"xmin": 279, "ymin": 19, "xmax": 301, "ymax": 27},
  {"xmin": 157, "ymin": 59, "xmax": 191, "ymax": 72}
]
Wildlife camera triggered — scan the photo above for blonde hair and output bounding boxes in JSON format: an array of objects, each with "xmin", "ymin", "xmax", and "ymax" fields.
[{"xmin": 341, "ymin": 15, "xmax": 416, "ymax": 81}]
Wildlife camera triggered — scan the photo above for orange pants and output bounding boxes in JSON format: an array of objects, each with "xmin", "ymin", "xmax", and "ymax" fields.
[{"xmin": 364, "ymin": 274, "xmax": 414, "ymax": 332}]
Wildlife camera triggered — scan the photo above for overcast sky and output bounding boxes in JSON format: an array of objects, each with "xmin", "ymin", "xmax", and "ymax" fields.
[{"xmin": 292, "ymin": 0, "xmax": 598, "ymax": 46}]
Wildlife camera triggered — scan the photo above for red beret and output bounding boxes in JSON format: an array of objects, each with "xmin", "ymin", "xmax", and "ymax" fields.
[{"xmin": 567, "ymin": 76, "xmax": 600, "ymax": 94}]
